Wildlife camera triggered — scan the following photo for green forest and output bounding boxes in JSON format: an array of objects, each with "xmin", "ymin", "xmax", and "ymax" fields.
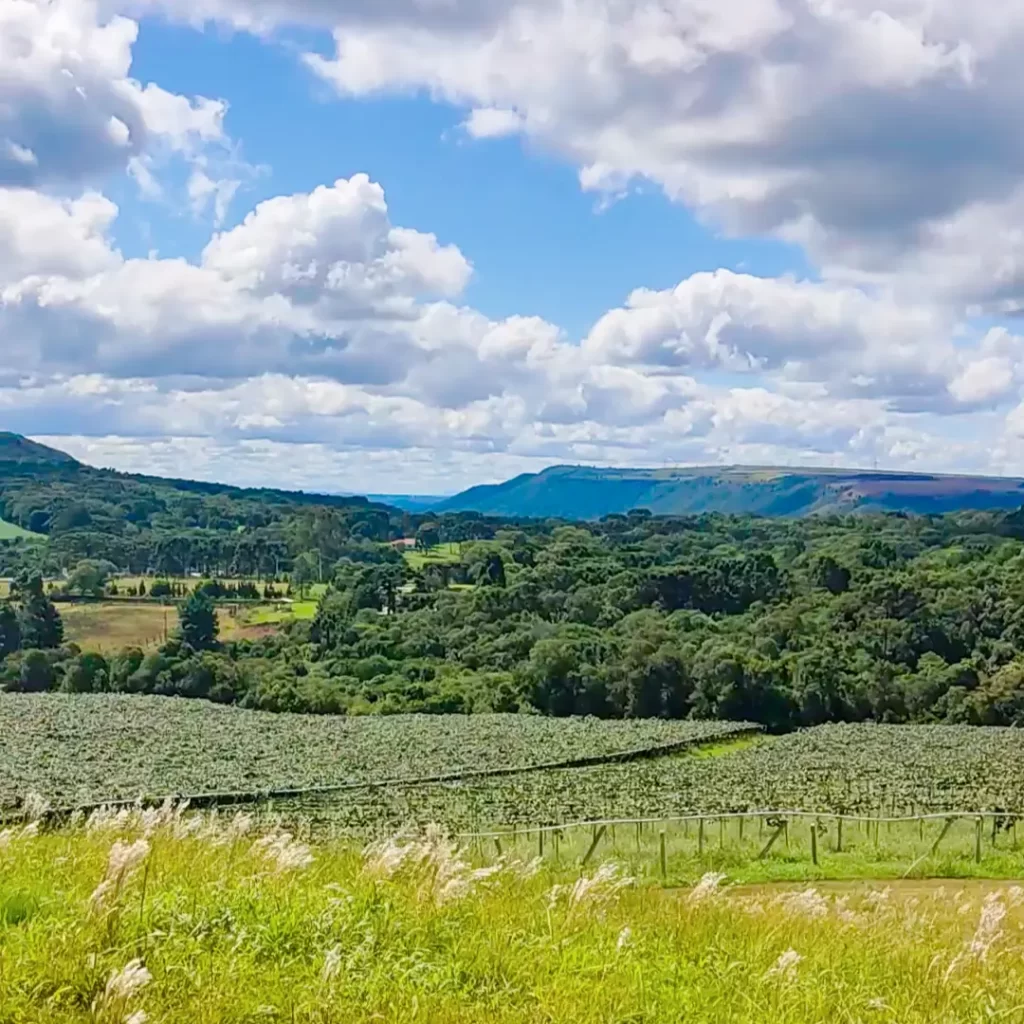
[{"xmin": 4, "ymin": 435, "xmax": 1024, "ymax": 729}]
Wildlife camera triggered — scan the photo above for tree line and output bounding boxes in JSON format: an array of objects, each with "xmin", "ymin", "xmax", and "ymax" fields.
[{"xmin": 4, "ymin": 500, "xmax": 1024, "ymax": 730}]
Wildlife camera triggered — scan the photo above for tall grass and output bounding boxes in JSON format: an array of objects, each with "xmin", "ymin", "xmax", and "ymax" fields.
[{"xmin": 3, "ymin": 804, "xmax": 1024, "ymax": 1022}]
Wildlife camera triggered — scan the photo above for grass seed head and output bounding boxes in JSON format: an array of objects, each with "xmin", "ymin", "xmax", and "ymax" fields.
[{"xmin": 765, "ymin": 948, "xmax": 803, "ymax": 983}]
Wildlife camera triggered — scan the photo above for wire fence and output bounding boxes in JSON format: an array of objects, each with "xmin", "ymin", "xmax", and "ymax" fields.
[{"xmin": 454, "ymin": 810, "xmax": 1024, "ymax": 876}]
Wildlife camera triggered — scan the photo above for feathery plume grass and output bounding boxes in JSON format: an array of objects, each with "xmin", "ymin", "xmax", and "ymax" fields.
[
  {"xmin": 687, "ymin": 872, "xmax": 727, "ymax": 905},
  {"xmin": 765, "ymin": 948, "xmax": 803, "ymax": 983},
  {"xmin": 251, "ymin": 830, "xmax": 314, "ymax": 874},
  {"xmin": 90, "ymin": 839, "xmax": 150, "ymax": 910},
  {"xmin": 93, "ymin": 959, "xmax": 151, "ymax": 1022}
]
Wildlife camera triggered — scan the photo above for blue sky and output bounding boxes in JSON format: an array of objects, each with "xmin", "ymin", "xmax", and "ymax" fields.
[
  {"xmin": 118, "ymin": 17, "xmax": 811, "ymax": 339},
  {"xmin": 3, "ymin": 0, "xmax": 1024, "ymax": 494}
]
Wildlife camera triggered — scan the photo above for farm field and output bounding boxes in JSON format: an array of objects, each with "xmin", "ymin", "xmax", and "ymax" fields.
[
  {"xmin": 4, "ymin": 816, "xmax": 1024, "ymax": 1023},
  {"xmin": 279, "ymin": 722, "xmax": 1024, "ymax": 837},
  {"xmin": 0, "ymin": 694, "xmax": 752, "ymax": 809}
]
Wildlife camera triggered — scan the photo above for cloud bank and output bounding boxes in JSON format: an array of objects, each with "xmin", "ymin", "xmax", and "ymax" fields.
[{"xmin": 3, "ymin": 0, "xmax": 1024, "ymax": 493}]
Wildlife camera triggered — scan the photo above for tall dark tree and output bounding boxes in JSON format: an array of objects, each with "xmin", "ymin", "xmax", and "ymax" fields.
[
  {"xmin": 15, "ymin": 575, "xmax": 63, "ymax": 650},
  {"xmin": 0, "ymin": 603, "xmax": 21, "ymax": 659},
  {"xmin": 178, "ymin": 589, "xmax": 219, "ymax": 651}
]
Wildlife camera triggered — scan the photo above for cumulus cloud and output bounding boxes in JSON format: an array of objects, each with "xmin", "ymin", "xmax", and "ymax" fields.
[
  {"xmin": 3, "ymin": 165, "xmax": 1024, "ymax": 487},
  {"xmin": 0, "ymin": 0, "xmax": 229, "ymax": 189},
  {"xmin": 263, "ymin": 0, "xmax": 1023, "ymax": 311},
  {"xmin": 6, "ymin": 0, "xmax": 1024, "ymax": 488}
]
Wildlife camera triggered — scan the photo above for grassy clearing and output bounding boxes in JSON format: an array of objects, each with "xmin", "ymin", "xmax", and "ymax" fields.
[
  {"xmin": 688, "ymin": 734, "xmax": 766, "ymax": 758},
  {"xmin": 0, "ymin": 694, "xmax": 749, "ymax": 808},
  {"xmin": 3, "ymin": 811, "xmax": 1024, "ymax": 1023},
  {"xmin": 58, "ymin": 601, "xmax": 314, "ymax": 649},
  {"xmin": 61, "ymin": 603, "xmax": 174, "ymax": 652},
  {"xmin": 402, "ymin": 541, "xmax": 462, "ymax": 570},
  {"xmin": 218, "ymin": 601, "xmax": 317, "ymax": 641},
  {"xmin": 0, "ymin": 517, "xmax": 42, "ymax": 541},
  {"xmin": 114, "ymin": 576, "xmax": 296, "ymax": 598}
]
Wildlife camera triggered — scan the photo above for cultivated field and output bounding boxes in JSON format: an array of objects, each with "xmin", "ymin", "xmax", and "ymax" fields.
[
  {"xmin": 0, "ymin": 694, "xmax": 751, "ymax": 809},
  {"xmin": 10, "ymin": 695, "xmax": 1024, "ymax": 881},
  {"xmin": 3, "ymin": 813, "xmax": 1024, "ymax": 1022},
  {"xmin": 280, "ymin": 722, "xmax": 1024, "ymax": 838}
]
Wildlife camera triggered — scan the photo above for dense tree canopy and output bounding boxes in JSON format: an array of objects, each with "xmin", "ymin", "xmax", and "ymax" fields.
[{"xmin": 5, "ymin": 446, "xmax": 1024, "ymax": 728}]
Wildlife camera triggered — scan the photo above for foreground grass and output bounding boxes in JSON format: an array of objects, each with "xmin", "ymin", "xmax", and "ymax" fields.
[{"xmin": 4, "ymin": 809, "xmax": 1024, "ymax": 1022}]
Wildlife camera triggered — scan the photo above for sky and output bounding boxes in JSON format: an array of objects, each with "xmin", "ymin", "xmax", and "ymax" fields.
[{"xmin": 3, "ymin": 0, "xmax": 1024, "ymax": 495}]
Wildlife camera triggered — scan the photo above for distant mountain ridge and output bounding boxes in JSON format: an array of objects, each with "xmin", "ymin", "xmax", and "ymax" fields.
[{"xmin": 431, "ymin": 465, "xmax": 1024, "ymax": 519}]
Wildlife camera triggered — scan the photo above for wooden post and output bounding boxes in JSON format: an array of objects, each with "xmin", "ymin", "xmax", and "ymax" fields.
[
  {"xmin": 538, "ymin": 831, "xmax": 545, "ymax": 859},
  {"xmin": 582, "ymin": 825, "xmax": 607, "ymax": 868},
  {"xmin": 758, "ymin": 820, "xmax": 787, "ymax": 860},
  {"xmin": 931, "ymin": 817, "xmax": 955, "ymax": 856},
  {"xmin": 698, "ymin": 817, "xmax": 705, "ymax": 857},
  {"xmin": 836, "ymin": 817, "xmax": 843, "ymax": 853},
  {"xmin": 494, "ymin": 838, "xmax": 503, "ymax": 858},
  {"xmin": 659, "ymin": 830, "xmax": 667, "ymax": 880},
  {"xmin": 975, "ymin": 817, "xmax": 983, "ymax": 864},
  {"xmin": 811, "ymin": 824, "xmax": 818, "ymax": 866},
  {"xmin": 718, "ymin": 817, "xmax": 725, "ymax": 849},
  {"xmin": 738, "ymin": 815, "xmax": 745, "ymax": 843},
  {"xmin": 635, "ymin": 821, "xmax": 642, "ymax": 852}
]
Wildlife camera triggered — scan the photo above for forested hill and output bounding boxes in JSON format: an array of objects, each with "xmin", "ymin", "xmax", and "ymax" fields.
[
  {"xmin": 0, "ymin": 433, "xmax": 79, "ymax": 466},
  {"xmin": 433, "ymin": 465, "xmax": 1024, "ymax": 519},
  {"xmin": 0, "ymin": 433, "xmax": 412, "ymax": 577}
]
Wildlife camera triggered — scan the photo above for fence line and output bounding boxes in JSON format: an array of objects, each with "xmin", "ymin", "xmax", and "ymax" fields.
[{"xmin": 456, "ymin": 808, "xmax": 1024, "ymax": 840}]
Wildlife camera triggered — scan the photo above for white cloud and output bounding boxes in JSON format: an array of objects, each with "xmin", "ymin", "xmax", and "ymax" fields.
[
  {"xmin": 463, "ymin": 108, "xmax": 523, "ymax": 140},
  {"xmin": 278, "ymin": 0, "xmax": 1024, "ymax": 311},
  {"xmin": 0, "ymin": 0, "xmax": 232, "ymax": 190},
  {"xmin": 3, "ymin": 166, "xmax": 1024, "ymax": 486},
  {"xmin": 6, "ymin": 0, "xmax": 1024, "ymax": 489}
]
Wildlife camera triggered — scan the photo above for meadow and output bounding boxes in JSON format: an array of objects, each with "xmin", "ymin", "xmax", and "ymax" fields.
[
  {"xmin": 401, "ymin": 541, "xmax": 462, "ymax": 570},
  {"xmin": 0, "ymin": 516, "xmax": 42, "ymax": 542},
  {"xmin": 58, "ymin": 599, "xmax": 318, "ymax": 651},
  {"xmin": 3, "ymin": 807, "xmax": 1024, "ymax": 1023}
]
